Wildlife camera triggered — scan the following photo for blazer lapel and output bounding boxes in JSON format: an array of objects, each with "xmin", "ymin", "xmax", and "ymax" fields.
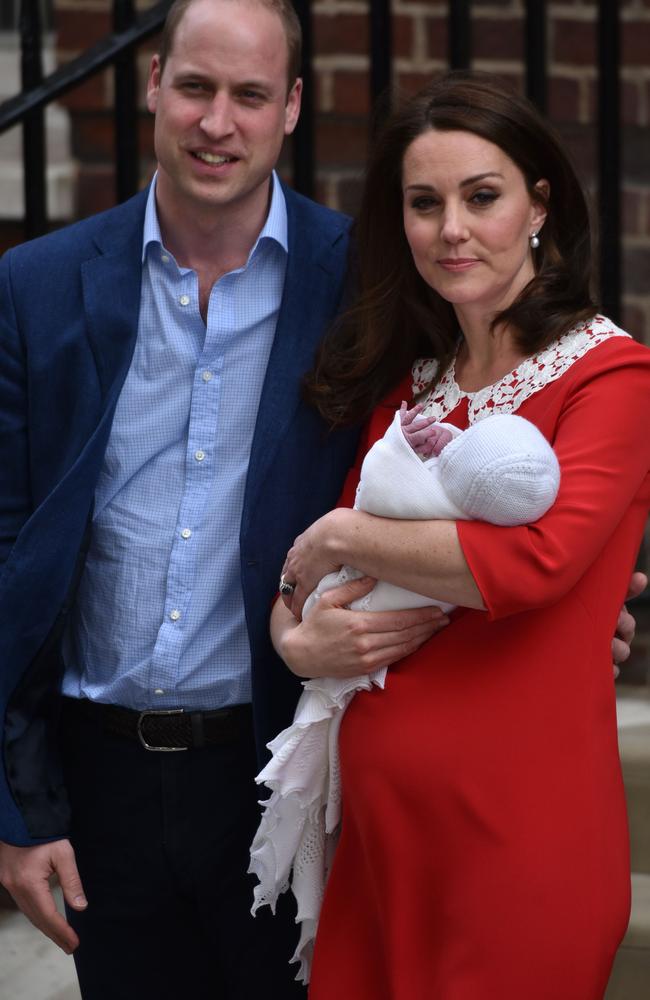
[
  {"xmin": 242, "ymin": 195, "xmax": 348, "ymax": 529},
  {"xmin": 80, "ymin": 191, "xmax": 148, "ymax": 403}
]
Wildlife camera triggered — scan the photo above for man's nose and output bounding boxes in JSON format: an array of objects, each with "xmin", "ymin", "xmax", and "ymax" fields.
[{"xmin": 199, "ymin": 93, "xmax": 236, "ymax": 138}]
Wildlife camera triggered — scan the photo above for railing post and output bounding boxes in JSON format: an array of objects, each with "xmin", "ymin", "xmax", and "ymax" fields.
[
  {"xmin": 525, "ymin": 0, "xmax": 547, "ymax": 113},
  {"xmin": 370, "ymin": 0, "xmax": 392, "ymax": 133},
  {"xmin": 449, "ymin": 0, "xmax": 471, "ymax": 71},
  {"xmin": 19, "ymin": 0, "xmax": 47, "ymax": 239},
  {"xmin": 291, "ymin": 0, "xmax": 314, "ymax": 199},
  {"xmin": 113, "ymin": 0, "xmax": 139, "ymax": 203},
  {"xmin": 597, "ymin": 0, "xmax": 621, "ymax": 323}
]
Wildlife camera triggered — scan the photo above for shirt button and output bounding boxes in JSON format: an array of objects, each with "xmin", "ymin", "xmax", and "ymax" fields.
[
  {"xmin": 194, "ymin": 449, "xmax": 206, "ymax": 462},
  {"xmin": 154, "ymin": 688, "xmax": 165, "ymax": 695},
  {"xmin": 181, "ymin": 528, "xmax": 192, "ymax": 539},
  {"xmin": 179, "ymin": 294, "xmax": 190, "ymax": 306},
  {"xmin": 201, "ymin": 370, "xmax": 213, "ymax": 382},
  {"xmin": 169, "ymin": 609, "xmax": 181, "ymax": 622},
  {"xmin": 161, "ymin": 254, "xmax": 170, "ymax": 264}
]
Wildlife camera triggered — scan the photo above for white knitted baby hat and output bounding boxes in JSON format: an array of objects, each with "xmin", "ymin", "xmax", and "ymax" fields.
[{"xmin": 437, "ymin": 413, "xmax": 560, "ymax": 525}]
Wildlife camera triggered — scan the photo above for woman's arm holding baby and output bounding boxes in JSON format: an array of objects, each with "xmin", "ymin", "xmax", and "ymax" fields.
[
  {"xmin": 281, "ymin": 509, "xmax": 486, "ymax": 622},
  {"xmin": 272, "ymin": 574, "xmax": 449, "ymax": 679}
]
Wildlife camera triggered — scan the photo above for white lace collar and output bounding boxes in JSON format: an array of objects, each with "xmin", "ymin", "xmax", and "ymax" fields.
[{"xmin": 411, "ymin": 315, "xmax": 630, "ymax": 425}]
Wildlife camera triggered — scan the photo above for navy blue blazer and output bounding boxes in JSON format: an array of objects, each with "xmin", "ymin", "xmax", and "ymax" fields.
[{"xmin": 0, "ymin": 185, "xmax": 360, "ymax": 847}]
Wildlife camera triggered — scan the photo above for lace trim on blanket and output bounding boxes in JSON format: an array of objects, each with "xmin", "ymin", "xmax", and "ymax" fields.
[{"xmin": 411, "ymin": 315, "xmax": 630, "ymax": 425}]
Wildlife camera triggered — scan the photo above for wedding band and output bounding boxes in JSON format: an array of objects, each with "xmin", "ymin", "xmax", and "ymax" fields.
[{"xmin": 279, "ymin": 574, "xmax": 296, "ymax": 596}]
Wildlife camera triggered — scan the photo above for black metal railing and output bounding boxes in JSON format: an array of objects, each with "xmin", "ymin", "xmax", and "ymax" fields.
[{"xmin": 0, "ymin": 0, "xmax": 626, "ymax": 319}]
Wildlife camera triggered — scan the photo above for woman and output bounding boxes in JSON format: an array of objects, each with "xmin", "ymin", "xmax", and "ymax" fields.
[{"xmin": 272, "ymin": 73, "xmax": 650, "ymax": 998}]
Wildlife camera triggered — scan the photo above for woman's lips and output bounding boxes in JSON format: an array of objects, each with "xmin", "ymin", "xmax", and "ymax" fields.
[{"xmin": 437, "ymin": 258, "xmax": 480, "ymax": 272}]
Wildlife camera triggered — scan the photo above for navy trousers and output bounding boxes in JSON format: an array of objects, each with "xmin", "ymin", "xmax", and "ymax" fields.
[{"xmin": 61, "ymin": 703, "xmax": 305, "ymax": 1000}]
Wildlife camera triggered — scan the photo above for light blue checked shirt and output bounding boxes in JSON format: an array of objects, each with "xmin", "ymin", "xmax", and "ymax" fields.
[{"xmin": 62, "ymin": 174, "xmax": 288, "ymax": 710}]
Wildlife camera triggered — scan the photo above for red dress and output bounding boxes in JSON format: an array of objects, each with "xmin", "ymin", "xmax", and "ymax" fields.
[{"xmin": 309, "ymin": 323, "xmax": 650, "ymax": 1000}]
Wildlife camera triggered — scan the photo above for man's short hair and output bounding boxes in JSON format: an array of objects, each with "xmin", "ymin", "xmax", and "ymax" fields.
[{"xmin": 158, "ymin": 0, "xmax": 302, "ymax": 91}]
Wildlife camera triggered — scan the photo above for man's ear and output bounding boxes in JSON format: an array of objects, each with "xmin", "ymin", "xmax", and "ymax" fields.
[
  {"xmin": 284, "ymin": 77, "xmax": 303, "ymax": 136},
  {"xmin": 146, "ymin": 54, "xmax": 162, "ymax": 115}
]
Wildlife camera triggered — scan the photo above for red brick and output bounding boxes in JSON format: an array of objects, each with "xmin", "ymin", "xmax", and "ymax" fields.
[
  {"xmin": 622, "ymin": 80, "xmax": 642, "ymax": 127},
  {"xmin": 314, "ymin": 14, "xmax": 369, "ymax": 57},
  {"xmin": 314, "ymin": 177, "xmax": 330, "ymax": 210},
  {"xmin": 396, "ymin": 71, "xmax": 443, "ymax": 100},
  {"xmin": 316, "ymin": 116, "xmax": 369, "ymax": 167},
  {"xmin": 393, "ymin": 13, "xmax": 416, "ymax": 59},
  {"xmin": 552, "ymin": 19, "xmax": 595, "ymax": 65},
  {"xmin": 472, "ymin": 15, "xmax": 522, "ymax": 61},
  {"xmin": 76, "ymin": 164, "xmax": 117, "ymax": 218},
  {"xmin": 71, "ymin": 111, "xmax": 151, "ymax": 163},
  {"xmin": 424, "ymin": 16, "xmax": 449, "ymax": 60},
  {"xmin": 0, "ymin": 221, "xmax": 29, "ymax": 253},
  {"xmin": 621, "ymin": 303, "xmax": 647, "ymax": 341},
  {"xmin": 56, "ymin": 68, "xmax": 110, "ymax": 113},
  {"xmin": 622, "ymin": 246, "xmax": 650, "ymax": 295},
  {"xmin": 623, "ymin": 190, "xmax": 645, "ymax": 237},
  {"xmin": 623, "ymin": 21, "xmax": 650, "ymax": 65},
  {"xmin": 54, "ymin": 9, "xmax": 112, "ymax": 51},
  {"xmin": 71, "ymin": 112, "xmax": 114, "ymax": 163},
  {"xmin": 554, "ymin": 122, "xmax": 596, "ymax": 185},
  {"xmin": 548, "ymin": 76, "xmax": 582, "ymax": 124},
  {"xmin": 336, "ymin": 175, "xmax": 365, "ymax": 217},
  {"xmin": 332, "ymin": 70, "xmax": 370, "ymax": 116}
]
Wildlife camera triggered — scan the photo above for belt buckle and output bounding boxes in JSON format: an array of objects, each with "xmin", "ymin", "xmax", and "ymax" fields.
[{"xmin": 137, "ymin": 708, "xmax": 187, "ymax": 752}]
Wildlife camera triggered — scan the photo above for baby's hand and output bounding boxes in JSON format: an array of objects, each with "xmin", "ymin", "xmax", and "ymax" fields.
[{"xmin": 399, "ymin": 402, "xmax": 454, "ymax": 458}]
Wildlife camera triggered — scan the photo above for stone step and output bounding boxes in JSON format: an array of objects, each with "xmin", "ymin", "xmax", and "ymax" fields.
[
  {"xmin": 617, "ymin": 689, "xmax": 650, "ymax": 875},
  {"xmin": 606, "ymin": 873, "xmax": 650, "ymax": 999}
]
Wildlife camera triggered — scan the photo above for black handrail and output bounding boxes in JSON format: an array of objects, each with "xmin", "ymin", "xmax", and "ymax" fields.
[
  {"xmin": 19, "ymin": 0, "xmax": 46, "ymax": 240},
  {"xmin": 292, "ymin": 0, "xmax": 314, "ymax": 200},
  {"xmin": 597, "ymin": 0, "xmax": 621, "ymax": 323},
  {"xmin": 113, "ymin": 0, "xmax": 140, "ymax": 204},
  {"xmin": 449, "ymin": 0, "xmax": 471, "ymax": 71},
  {"xmin": 0, "ymin": 1, "xmax": 170, "ymax": 133},
  {"xmin": 525, "ymin": 0, "xmax": 547, "ymax": 113},
  {"xmin": 370, "ymin": 0, "xmax": 392, "ymax": 131}
]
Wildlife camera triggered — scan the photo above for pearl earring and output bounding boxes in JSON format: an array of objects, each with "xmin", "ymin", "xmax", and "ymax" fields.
[{"xmin": 530, "ymin": 232, "xmax": 540, "ymax": 249}]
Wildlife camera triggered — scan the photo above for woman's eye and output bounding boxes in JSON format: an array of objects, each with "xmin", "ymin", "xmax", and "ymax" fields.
[
  {"xmin": 470, "ymin": 190, "xmax": 498, "ymax": 206},
  {"xmin": 411, "ymin": 196, "xmax": 437, "ymax": 211}
]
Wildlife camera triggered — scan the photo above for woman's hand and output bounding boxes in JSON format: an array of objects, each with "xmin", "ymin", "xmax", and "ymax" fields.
[
  {"xmin": 272, "ymin": 577, "xmax": 448, "ymax": 680},
  {"xmin": 280, "ymin": 508, "xmax": 354, "ymax": 619}
]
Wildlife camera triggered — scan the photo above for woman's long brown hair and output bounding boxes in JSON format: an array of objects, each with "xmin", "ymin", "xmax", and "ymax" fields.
[{"xmin": 305, "ymin": 71, "xmax": 596, "ymax": 428}]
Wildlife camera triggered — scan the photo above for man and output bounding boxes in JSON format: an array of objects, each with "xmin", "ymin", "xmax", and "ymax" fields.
[{"xmin": 0, "ymin": 1, "xmax": 444, "ymax": 997}]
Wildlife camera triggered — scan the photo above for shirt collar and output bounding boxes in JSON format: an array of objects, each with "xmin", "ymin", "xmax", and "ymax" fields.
[{"xmin": 141, "ymin": 171, "xmax": 288, "ymax": 264}]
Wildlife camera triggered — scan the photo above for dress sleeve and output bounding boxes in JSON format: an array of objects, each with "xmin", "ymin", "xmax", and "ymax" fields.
[{"xmin": 456, "ymin": 339, "xmax": 650, "ymax": 620}]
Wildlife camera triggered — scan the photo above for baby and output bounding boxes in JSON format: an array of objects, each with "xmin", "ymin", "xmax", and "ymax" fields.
[
  {"xmin": 250, "ymin": 404, "xmax": 560, "ymax": 982},
  {"xmin": 303, "ymin": 401, "xmax": 560, "ymax": 617}
]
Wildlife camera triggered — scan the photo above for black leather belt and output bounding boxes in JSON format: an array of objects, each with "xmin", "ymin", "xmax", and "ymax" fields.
[{"xmin": 65, "ymin": 697, "xmax": 253, "ymax": 751}]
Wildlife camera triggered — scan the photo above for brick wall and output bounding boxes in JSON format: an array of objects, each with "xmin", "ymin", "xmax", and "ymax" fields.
[{"xmin": 12, "ymin": 0, "xmax": 645, "ymax": 342}]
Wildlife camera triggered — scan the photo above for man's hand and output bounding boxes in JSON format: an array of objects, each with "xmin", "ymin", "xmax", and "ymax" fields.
[
  {"xmin": 612, "ymin": 571, "xmax": 648, "ymax": 677},
  {"xmin": 276, "ymin": 576, "xmax": 448, "ymax": 679},
  {"xmin": 0, "ymin": 838, "xmax": 87, "ymax": 954}
]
